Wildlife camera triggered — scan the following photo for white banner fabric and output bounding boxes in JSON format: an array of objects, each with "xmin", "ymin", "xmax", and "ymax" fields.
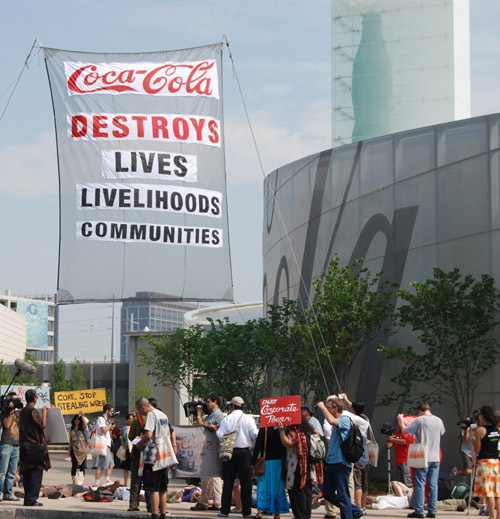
[{"xmin": 44, "ymin": 44, "xmax": 233, "ymax": 303}]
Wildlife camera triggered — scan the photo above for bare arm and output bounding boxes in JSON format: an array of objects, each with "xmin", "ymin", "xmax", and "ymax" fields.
[{"xmin": 316, "ymin": 401, "xmax": 339, "ymax": 427}]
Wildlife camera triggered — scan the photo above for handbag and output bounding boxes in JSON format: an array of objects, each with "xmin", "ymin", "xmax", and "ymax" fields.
[
  {"xmin": 87, "ymin": 426, "xmax": 107, "ymax": 457},
  {"xmin": 116, "ymin": 445, "xmax": 127, "ymax": 462},
  {"xmin": 407, "ymin": 418, "xmax": 428, "ymax": 469},
  {"xmin": 21, "ymin": 442, "xmax": 45, "ymax": 465},
  {"xmin": 219, "ymin": 413, "xmax": 243, "ymax": 462},
  {"xmin": 367, "ymin": 424, "xmax": 379, "ymax": 467},
  {"xmin": 254, "ymin": 428, "xmax": 267, "ymax": 476}
]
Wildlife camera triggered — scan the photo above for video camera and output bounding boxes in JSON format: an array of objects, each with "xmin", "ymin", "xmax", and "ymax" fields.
[
  {"xmin": 380, "ymin": 423, "xmax": 398, "ymax": 436},
  {"xmin": 184, "ymin": 400, "xmax": 209, "ymax": 418},
  {"xmin": 457, "ymin": 418, "xmax": 472, "ymax": 428},
  {"xmin": 0, "ymin": 395, "xmax": 23, "ymax": 413}
]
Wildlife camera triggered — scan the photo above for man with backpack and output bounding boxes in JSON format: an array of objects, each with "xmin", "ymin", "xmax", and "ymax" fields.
[{"xmin": 317, "ymin": 397, "xmax": 363, "ymax": 519}]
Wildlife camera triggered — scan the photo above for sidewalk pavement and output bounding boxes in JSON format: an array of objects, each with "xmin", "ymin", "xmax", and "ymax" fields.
[{"xmin": 0, "ymin": 452, "xmax": 476, "ymax": 519}]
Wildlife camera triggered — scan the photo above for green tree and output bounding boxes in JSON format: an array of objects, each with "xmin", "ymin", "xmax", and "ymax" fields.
[
  {"xmin": 0, "ymin": 361, "xmax": 12, "ymax": 386},
  {"xmin": 295, "ymin": 255, "xmax": 397, "ymax": 397},
  {"xmin": 50, "ymin": 359, "xmax": 70, "ymax": 403},
  {"xmin": 69, "ymin": 361, "xmax": 87, "ymax": 391},
  {"xmin": 140, "ymin": 325, "xmax": 205, "ymax": 401},
  {"xmin": 379, "ymin": 268, "xmax": 500, "ymax": 420},
  {"xmin": 128, "ymin": 376, "xmax": 153, "ymax": 412},
  {"xmin": 16, "ymin": 353, "xmax": 40, "ymax": 386}
]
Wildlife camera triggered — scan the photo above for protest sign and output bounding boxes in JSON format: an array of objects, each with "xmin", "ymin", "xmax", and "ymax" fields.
[
  {"xmin": 0, "ymin": 385, "xmax": 50, "ymax": 409},
  {"xmin": 260, "ymin": 396, "xmax": 302, "ymax": 427},
  {"xmin": 54, "ymin": 388, "xmax": 107, "ymax": 415},
  {"xmin": 172, "ymin": 425, "xmax": 222, "ymax": 478}
]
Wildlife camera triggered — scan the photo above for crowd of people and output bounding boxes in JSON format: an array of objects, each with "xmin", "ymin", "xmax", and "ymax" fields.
[{"xmin": 1, "ymin": 387, "xmax": 500, "ymax": 519}]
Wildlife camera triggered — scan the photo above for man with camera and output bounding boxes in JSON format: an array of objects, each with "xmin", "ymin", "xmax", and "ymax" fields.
[
  {"xmin": 191, "ymin": 394, "xmax": 224, "ymax": 511},
  {"xmin": 383, "ymin": 422, "xmax": 414, "ymax": 488},
  {"xmin": 0, "ymin": 392, "xmax": 23, "ymax": 502},
  {"xmin": 94, "ymin": 404, "xmax": 116, "ymax": 487}
]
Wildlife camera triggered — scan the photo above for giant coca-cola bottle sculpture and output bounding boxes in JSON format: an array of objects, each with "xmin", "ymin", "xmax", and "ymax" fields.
[{"xmin": 351, "ymin": 11, "xmax": 392, "ymax": 142}]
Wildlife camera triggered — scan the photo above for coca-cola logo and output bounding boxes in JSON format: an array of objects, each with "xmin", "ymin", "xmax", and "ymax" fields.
[{"xmin": 64, "ymin": 60, "xmax": 219, "ymax": 98}]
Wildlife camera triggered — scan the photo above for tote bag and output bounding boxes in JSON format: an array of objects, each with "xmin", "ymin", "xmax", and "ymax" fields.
[
  {"xmin": 219, "ymin": 414, "xmax": 243, "ymax": 462},
  {"xmin": 367, "ymin": 425, "xmax": 379, "ymax": 467},
  {"xmin": 407, "ymin": 418, "xmax": 428, "ymax": 469},
  {"xmin": 87, "ymin": 425, "xmax": 107, "ymax": 457}
]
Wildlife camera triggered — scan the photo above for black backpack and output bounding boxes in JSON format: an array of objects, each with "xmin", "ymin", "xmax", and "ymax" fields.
[{"xmin": 340, "ymin": 417, "xmax": 364, "ymax": 463}]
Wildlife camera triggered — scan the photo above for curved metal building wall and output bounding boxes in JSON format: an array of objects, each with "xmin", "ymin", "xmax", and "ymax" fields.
[{"xmin": 263, "ymin": 113, "xmax": 500, "ymax": 469}]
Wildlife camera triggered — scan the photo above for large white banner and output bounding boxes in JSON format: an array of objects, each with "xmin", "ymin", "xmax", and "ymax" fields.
[{"xmin": 44, "ymin": 45, "xmax": 233, "ymax": 303}]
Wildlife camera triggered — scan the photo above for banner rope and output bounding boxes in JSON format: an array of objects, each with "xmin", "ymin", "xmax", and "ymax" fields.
[
  {"xmin": 0, "ymin": 38, "xmax": 41, "ymax": 125},
  {"xmin": 222, "ymin": 35, "xmax": 343, "ymax": 397}
]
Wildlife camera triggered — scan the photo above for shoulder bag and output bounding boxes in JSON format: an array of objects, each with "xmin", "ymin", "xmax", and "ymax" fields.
[
  {"xmin": 140, "ymin": 410, "xmax": 178, "ymax": 473},
  {"xmin": 367, "ymin": 424, "xmax": 379, "ymax": 467},
  {"xmin": 407, "ymin": 417, "xmax": 428, "ymax": 469},
  {"xmin": 87, "ymin": 421, "xmax": 107, "ymax": 457},
  {"xmin": 219, "ymin": 413, "xmax": 243, "ymax": 462},
  {"xmin": 254, "ymin": 428, "xmax": 267, "ymax": 476}
]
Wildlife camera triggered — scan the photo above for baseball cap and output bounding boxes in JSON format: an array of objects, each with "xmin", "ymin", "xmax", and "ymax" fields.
[{"xmin": 230, "ymin": 396, "xmax": 245, "ymax": 406}]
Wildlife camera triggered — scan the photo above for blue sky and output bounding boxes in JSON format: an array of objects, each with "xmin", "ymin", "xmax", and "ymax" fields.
[{"xmin": 0, "ymin": 1, "xmax": 498, "ymax": 360}]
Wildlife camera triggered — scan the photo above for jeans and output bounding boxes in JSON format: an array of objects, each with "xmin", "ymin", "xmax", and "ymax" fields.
[
  {"xmin": 22, "ymin": 468, "xmax": 43, "ymax": 506},
  {"xmin": 412, "ymin": 461, "xmax": 440, "ymax": 515},
  {"xmin": 0, "ymin": 444, "xmax": 19, "ymax": 498},
  {"xmin": 323, "ymin": 462, "xmax": 362, "ymax": 519}
]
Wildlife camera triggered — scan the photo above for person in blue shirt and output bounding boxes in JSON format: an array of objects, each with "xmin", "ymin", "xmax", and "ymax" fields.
[{"xmin": 316, "ymin": 397, "xmax": 362, "ymax": 519}]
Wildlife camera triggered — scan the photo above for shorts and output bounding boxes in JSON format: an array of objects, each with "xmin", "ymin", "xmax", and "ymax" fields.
[
  {"xmin": 353, "ymin": 464, "xmax": 369, "ymax": 492},
  {"xmin": 143, "ymin": 464, "xmax": 169, "ymax": 492},
  {"xmin": 474, "ymin": 459, "xmax": 500, "ymax": 497},
  {"xmin": 95, "ymin": 446, "xmax": 114, "ymax": 469}
]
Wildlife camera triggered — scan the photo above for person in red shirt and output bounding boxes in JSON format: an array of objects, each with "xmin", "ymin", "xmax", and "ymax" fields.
[{"xmin": 386, "ymin": 428, "xmax": 415, "ymax": 487}]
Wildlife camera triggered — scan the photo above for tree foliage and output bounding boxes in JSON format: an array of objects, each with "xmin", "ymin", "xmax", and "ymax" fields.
[
  {"xmin": 379, "ymin": 268, "xmax": 500, "ymax": 419},
  {"xmin": 0, "ymin": 361, "xmax": 12, "ymax": 386},
  {"xmin": 129, "ymin": 376, "xmax": 153, "ymax": 412},
  {"xmin": 16, "ymin": 353, "xmax": 40, "ymax": 386},
  {"xmin": 50, "ymin": 360, "xmax": 70, "ymax": 403},
  {"xmin": 296, "ymin": 255, "xmax": 398, "ymax": 395},
  {"xmin": 70, "ymin": 361, "xmax": 87, "ymax": 391}
]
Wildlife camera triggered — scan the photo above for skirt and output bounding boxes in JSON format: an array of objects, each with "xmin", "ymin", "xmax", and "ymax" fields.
[
  {"xmin": 474, "ymin": 459, "xmax": 500, "ymax": 497},
  {"xmin": 256, "ymin": 459, "xmax": 290, "ymax": 513}
]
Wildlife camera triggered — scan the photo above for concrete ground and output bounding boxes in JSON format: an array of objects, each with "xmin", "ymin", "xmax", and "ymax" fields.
[{"xmin": 0, "ymin": 452, "xmax": 479, "ymax": 519}]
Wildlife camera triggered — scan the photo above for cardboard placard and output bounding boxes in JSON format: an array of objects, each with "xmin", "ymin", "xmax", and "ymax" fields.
[
  {"xmin": 260, "ymin": 396, "xmax": 302, "ymax": 427},
  {"xmin": 54, "ymin": 388, "xmax": 107, "ymax": 415}
]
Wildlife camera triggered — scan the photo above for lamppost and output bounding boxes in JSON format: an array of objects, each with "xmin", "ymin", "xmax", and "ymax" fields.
[{"xmin": 85, "ymin": 323, "xmax": 97, "ymax": 389}]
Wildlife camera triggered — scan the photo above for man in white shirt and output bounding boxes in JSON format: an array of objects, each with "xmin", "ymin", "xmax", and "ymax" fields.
[
  {"xmin": 398, "ymin": 402, "xmax": 445, "ymax": 519},
  {"xmin": 94, "ymin": 404, "xmax": 116, "ymax": 487},
  {"xmin": 135, "ymin": 397, "xmax": 172, "ymax": 519},
  {"xmin": 216, "ymin": 396, "xmax": 258, "ymax": 518}
]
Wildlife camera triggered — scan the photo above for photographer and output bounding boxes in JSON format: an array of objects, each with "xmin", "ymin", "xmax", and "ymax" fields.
[
  {"xmin": 0, "ymin": 392, "xmax": 22, "ymax": 502},
  {"xmin": 191, "ymin": 394, "xmax": 224, "ymax": 511},
  {"xmin": 384, "ymin": 422, "xmax": 414, "ymax": 488},
  {"xmin": 454, "ymin": 410, "xmax": 479, "ymax": 478},
  {"xmin": 94, "ymin": 404, "xmax": 116, "ymax": 487}
]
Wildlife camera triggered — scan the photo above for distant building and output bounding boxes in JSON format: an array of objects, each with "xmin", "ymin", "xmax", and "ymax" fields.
[
  {"xmin": 332, "ymin": 0, "xmax": 470, "ymax": 146},
  {"xmin": 0, "ymin": 304, "xmax": 27, "ymax": 362},
  {"xmin": 120, "ymin": 293, "xmax": 199, "ymax": 362},
  {"xmin": 0, "ymin": 290, "xmax": 56, "ymax": 362}
]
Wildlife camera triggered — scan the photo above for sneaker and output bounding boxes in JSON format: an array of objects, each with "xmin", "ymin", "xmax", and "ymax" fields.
[
  {"xmin": 217, "ymin": 513, "xmax": 229, "ymax": 518},
  {"xmin": 3, "ymin": 495, "xmax": 20, "ymax": 501},
  {"xmin": 426, "ymin": 514, "xmax": 436, "ymax": 518},
  {"xmin": 361, "ymin": 508, "xmax": 367, "ymax": 516},
  {"xmin": 479, "ymin": 506, "xmax": 489, "ymax": 516},
  {"xmin": 407, "ymin": 513, "xmax": 424, "ymax": 518}
]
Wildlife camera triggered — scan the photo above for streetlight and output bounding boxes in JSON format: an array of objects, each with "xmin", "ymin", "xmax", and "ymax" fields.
[{"xmin": 85, "ymin": 323, "xmax": 97, "ymax": 389}]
